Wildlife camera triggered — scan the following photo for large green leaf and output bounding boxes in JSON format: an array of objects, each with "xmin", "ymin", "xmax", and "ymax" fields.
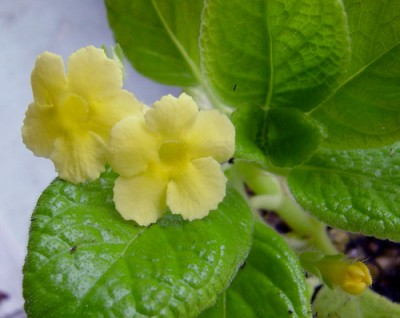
[
  {"xmin": 313, "ymin": 287, "xmax": 400, "ymax": 318},
  {"xmin": 201, "ymin": 0, "xmax": 350, "ymax": 111},
  {"xmin": 199, "ymin": 222, "xmax": 312, "ymax": 318},
  {"xmin": 105, "ymin": 0, "xmax": 203, "ymax": 86},
  {"xmin": 288, "ymin": 143, "xmax": 400, "ymax": 241},
  {"xmin": 23, "ymin": 169, "xmax": 254, "ymax": 317},
  {"xmin": 310, "ymin": 0, "xmax": 400, "ymax": 149}
]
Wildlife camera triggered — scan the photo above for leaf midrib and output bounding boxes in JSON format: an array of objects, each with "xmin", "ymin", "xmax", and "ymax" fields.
[
  {"xmin": 151, "ymin": 0, "xmax": 203, "ymax": 83},
  {"xmin": 309, "ymin": 40, "xmax": 400, "ymax": 115},
  {"xmin": 72, "ymin": 228, "xmax": 146, "ymax": 315},
  {"xmin": 151, "ymin": 0, "xmax": 233, "ymax": 113}
]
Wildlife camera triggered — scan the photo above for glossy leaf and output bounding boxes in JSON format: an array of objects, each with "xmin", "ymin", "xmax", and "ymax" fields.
[
  {"xmin": 201, "ymin": 0, "xmax": 350, "ymax": 111},
  {"xmin": 313, "ymin": 287, "xmax": 400, "ymax": 318},
  {"xmin": 310, "ymin": 0, "xmax": 400, "ymax": 149},
  {"xmin": 105, "ymin": 0, "xmax": 203, "ymax": 86},
  {"xmin": 288, "ymin": 143, "xmax": 400, "ymax": 241},
  {"xmin": 199, "ymin": 222, "xmax": 312, "ymax": 318},
  {"xmin": 23, "ymin": 169, "xmax": 254, "ymax": 317}
]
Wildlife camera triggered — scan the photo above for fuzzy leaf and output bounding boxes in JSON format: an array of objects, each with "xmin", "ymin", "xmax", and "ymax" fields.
[
  {"xmin": 310, "ymin": 0, "xmax": 400, "ymax": 149},
  {"xmin": 288, "ymin": 143, "xmax": 400, "ymax": 241},
  {"xmin": 267, "ymin": 108, "xmax": 325, "ymax": 167},
  {"xmin": 313, "ymin": 287, "xmax": 400, "ymax": 318},
  {"xmin": 23, "ymin": 169, "xmax": 254, "ymax": 317},
  {"xmin": 201, "ymin": 0, "xmax": 350, "ymax": 111},
  {"xmin": 199, "ymin": 222, "xmax": 312, "ymax": 318}
]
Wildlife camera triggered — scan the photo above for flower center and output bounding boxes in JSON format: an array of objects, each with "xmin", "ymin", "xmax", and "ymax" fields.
[
  {"xmin": 59, "ymin": 94, "xmax": 89, "ymax": 133},
  {"xmin": 159, "ymin": 140, "xmax": 187, "ymax": 165}
]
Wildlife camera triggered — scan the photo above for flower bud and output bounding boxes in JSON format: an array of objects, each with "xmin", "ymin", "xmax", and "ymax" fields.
[{"xmin": 318, "ymin": 258, "xmax": 372, "ymax": 295}]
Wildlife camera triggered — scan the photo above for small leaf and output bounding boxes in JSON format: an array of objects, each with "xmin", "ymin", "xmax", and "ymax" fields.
[
  {"xmin": 231, "ymin": 105, "xmax": 269, "ymax": 167},
  {"xmin": 267, "ymin": 108, "xmax": 325, "ymax": 167},
  {"xmin": 201, "ymin": 0, "xmax": 350, "ymax": 111},
  {"xmin": 288, "ymin": 143, "xmax": 400, "ymax": 241},
  {"xmin": 23, "ymin": 169, "xmax": 254, "ymax": 317},
  {"xmin": 105, "ymin": 0, "xmax": 203, "ymax": 86},
  {"xmin": 313, "ymin": 287, "xmax": 400, "ymax": 318},
  {"xmin": 310, "ymin": 0, "xmax": 400, "ymax": 149},
  {"xmin": 199, "ymin": 222, "xmax": 312, "ymax": 318}
]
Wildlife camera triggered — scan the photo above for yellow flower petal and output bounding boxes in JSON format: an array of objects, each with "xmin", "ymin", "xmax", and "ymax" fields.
[
  {"xmin": 50, "ymin": 132, "xmax": 107, "ymax": 183},
  {"xmin": 187, "ymin": 109, "xmax": 235, "ymax": 162},
  {"xmin": 89, "ymin": 90, "xmax": 143, "ymax": 140},
  {"xmin": 167, "ymin": 157, "xmax": 227, "ymax": 220},
  {"xmin": 109, "ymin": 116, "xmax": 159, "ymax": 177},
  {"xmin": 113, "ymin": 170, "xmax": 168, "ymax": 226},
  {"xmin": 67, "ymin": 46, "xmax": 123, "ymax": 99},
  {"xmin": 31, "ymin": 52, "xmax": 67, "ymax": 105},
  {"xmin": 145, "ymin": 93, "xmax": 198, "ymax": 137},
  {"xmin": 22, "ymin": 103, "xmax": 59, "ymax": 157}
]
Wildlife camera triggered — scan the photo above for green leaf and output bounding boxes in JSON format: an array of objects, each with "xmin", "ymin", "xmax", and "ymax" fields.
[
  {"xmin": 201, "ymin": 0, "xmax": 350, "ymax": 111},
  {"xmin": 23, "ymin": 169, "xmax": 254, "ymax": 317},
  {"xmin": 313, "ymin": 287, "xmax": 400, "ymax": 318},
  {"xmin": 231, "ymin": 105, "xmax": 325, "ymax": 168},
  {"xmin": 105, "ymin": 0, "xmax": 203, "ymax": 86},
  {"xmin": 310, "ymin": 0, "xmax": 400, "ymax": 149},
  {"xmin": 267, "ymin": 108, "xmax": 325, "ymax": 167},
  {"xmin": 199, "ymin": 222, "xmax": 312, "ymax": 318},
  {"xmin": 288, "ymin": 143, "xmax": 400, "ymax": 241},
  {"xmin": 231, "ymin": 105, "xmax": 269, "ymax": 167}
]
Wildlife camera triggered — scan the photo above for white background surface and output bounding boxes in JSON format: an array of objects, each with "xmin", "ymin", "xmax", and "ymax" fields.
[{"xmin": 0, "ymin": 1, "xmax": 177, "ymax": 316}]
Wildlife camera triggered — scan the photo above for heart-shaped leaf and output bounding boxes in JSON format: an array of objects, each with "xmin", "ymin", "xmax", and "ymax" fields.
[{"xmin": 23, "ymin": 169, "xmax": 254, "ymax": 317}]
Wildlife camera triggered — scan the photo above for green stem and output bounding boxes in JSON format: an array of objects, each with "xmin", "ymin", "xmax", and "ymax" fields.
[
  {"xmin": 276, "ymin": 194, "xmax": 337, "ymax": 255},
  {"xmin": 237, "ymin": 162, "xmax": 338, "ymax": 255}
]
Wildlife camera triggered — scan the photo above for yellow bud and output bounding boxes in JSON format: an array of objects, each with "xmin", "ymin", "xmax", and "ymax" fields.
[
  {"xmin": 317, "ymin": 257, "xmax": 372, "ymax": 295},
  {"xmin": 341, "ymin": 262, "xmax": 372, "ymax": 295}
]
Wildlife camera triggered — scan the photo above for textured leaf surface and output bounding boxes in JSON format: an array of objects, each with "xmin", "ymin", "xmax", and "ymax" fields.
[
  {"xmin": 288, "ymin": 143, "xmax": 400, "ymax": 241},
  {"xmin": 105, "ymin": 0, "xmax": 203, "ymax": 86},
  {"xmin": 23, "ymin": 169, "xmax": 254, "ymax": 317},
  {"xmin": 313, "ymin": 287, "xmax": 400, "ymax": 318},
  {"xmin": 310, "ymin": 0, "xmax": 400, "ymax": 149},
  {"xmin": 267, "ymin": 108, "xmax": 325, "ymax": 167},
  {"xmin": 201, "ymin": 0, "xmax": 350, "ymax": 111},
  {"xmin": 231, "ymin": 106, "xmax": 269, "ymax": 167},
  {"xmin": 199, "ymin": 222, "xmax": 311, "ymax": 318}
]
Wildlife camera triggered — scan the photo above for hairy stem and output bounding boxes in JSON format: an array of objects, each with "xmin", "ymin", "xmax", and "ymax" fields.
[{"xmin": 237, "ymin": 162, "xmax": 337, "ymax": 255}]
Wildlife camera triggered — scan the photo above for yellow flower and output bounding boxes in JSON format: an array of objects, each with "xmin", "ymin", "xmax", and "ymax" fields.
[
  {"xmin": 109, "ymin": 93, "xmax": 235, "ymax": 226},
  {"xmin": 318, "ymin": 258, "xmax": 372, "ymax": 295},
  {"xmin": 22, "ymin": 46, "xmax": 142, "ymax": 183}
]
